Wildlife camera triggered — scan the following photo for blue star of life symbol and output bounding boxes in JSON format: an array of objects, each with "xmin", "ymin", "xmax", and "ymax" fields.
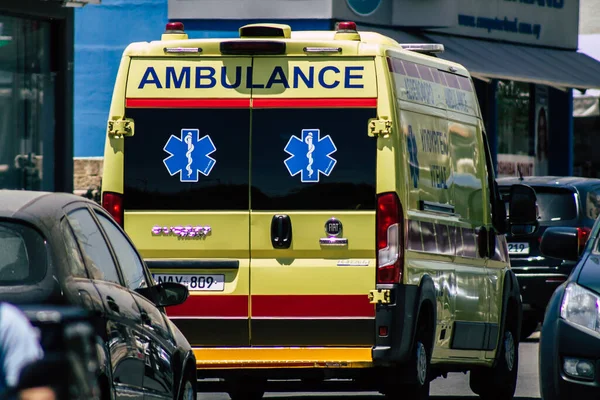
[
  {"xmin": 284, "ymin": 129, "xmax": 337, "ymax": 183},
  {"xmin": 163, "ymin": 129, "xmax": 216, "ymax": 182},
  {"xmin": 407, "ymin": 125, "xmax": 419, "ymax": 188}
]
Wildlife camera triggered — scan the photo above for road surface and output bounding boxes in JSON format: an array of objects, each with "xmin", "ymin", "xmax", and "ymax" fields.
[{"xmin": 198, "ymin": 335, "xmax": 541, "ymax": 399}]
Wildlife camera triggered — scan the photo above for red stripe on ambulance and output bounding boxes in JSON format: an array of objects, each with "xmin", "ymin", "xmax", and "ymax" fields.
[
  {"xmin": 166, "ymin": 295, "xmax": 248, "ymax": 318},
  {"xmin": 252, "ymin": 98, "xmax": 377, "ymax": 108},
  {"xmin": 251, "ymin": 295, "xmax": 375, "ymax": 318},
  {"xmin": 125, "ymin": 98, "xmax": 251, "ymax": 108}
]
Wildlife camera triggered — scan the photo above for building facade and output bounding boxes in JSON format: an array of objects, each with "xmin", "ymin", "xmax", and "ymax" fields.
[
  {"xmin": 73, "ymin": 0, "xmax": 600, "ymax": 191},
  {"xmin": 573, "ymin": 0, "xmax": 600, "ymax": 177},
  {"xmin": 0, "ymin": 0, "xmax": 82, "ymax": 192}
]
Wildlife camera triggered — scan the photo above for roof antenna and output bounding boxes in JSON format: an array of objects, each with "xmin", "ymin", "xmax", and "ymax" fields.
[{"xmin": 517, "ymin": 165, "xmax": 524, "ymax": 181}]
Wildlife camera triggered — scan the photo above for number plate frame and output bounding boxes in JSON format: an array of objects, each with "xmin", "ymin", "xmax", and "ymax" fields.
[
  {"xmin": 507, "ymin": 242, "xmax": 530, "ymax": 255},
  {"xmin": 152, "ymin": 274, "xmax": 225, "ymax": 291}
]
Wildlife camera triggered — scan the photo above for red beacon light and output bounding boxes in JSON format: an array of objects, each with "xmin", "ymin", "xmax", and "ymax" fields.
[
  {"xmin": 337, "ymin": 21, "xmax": 357, "ymax": 32},
  {"xmin": 165, "ymin": 22, "xmax": 185, "ymax": 33}
]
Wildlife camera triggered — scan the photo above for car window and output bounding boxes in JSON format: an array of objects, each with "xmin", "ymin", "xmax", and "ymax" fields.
[
  {"xmin": 500, "ymin": 186, "xmax": 577, "ymax": 223},
  {"xmin": 60, "ymin": 218, "xmax": 88, "ymax": 279},
  {"xmin": 0, "ymin": 221, "xmax": 47, "ymax": 284},
  {"xmin": 94, "ymin": 211, "xmax": 148, "ymax": 290},
  {"xmin": 585, "ymin": 189, "xmax": 600, "ymax": 221},
  {"xmin": 534, "ymin": 188, "xmax": 577, "ymax": 223},
  {"xmin": 67, "ymin": 208, "xmax": 121, "ymax": 285}
]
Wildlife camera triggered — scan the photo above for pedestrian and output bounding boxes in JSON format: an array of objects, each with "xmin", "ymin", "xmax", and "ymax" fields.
[{"xmin": 0, "ymin": 302, "xmax": 48, "ymax": 400}]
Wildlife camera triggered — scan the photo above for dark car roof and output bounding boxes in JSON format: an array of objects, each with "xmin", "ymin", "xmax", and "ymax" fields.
[
  {"xmin": 497, "ymin": 176, "xmax": 600, "ymax": 189},
  {"xmin": 0, "ymin": 190, "xmax": 93, "ymax": 220}
]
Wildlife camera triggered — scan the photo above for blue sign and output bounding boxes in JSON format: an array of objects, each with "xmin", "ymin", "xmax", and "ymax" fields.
[
  {"xmin": 407, "ymin": 125, "xmax": 419, "ymax": 188},
  {"xmin": 284, "ymin": 129, "xmax": 337, "ymax": 183},
  {"xmin": 163, "ymin": 129, "xmax": 216, "ymax": 182},
  {"xmin": 346, "ymin": 0, "xmax": 382, "ymax": 16}
]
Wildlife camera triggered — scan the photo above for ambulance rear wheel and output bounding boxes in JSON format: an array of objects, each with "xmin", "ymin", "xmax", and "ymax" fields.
[
  {"xmin": 469, "ymin": 311, "xmax": 519, "ymax": 400},
  {"xmin": 384, "ymin": 322, "xmax": 431, "ymax": 400}
]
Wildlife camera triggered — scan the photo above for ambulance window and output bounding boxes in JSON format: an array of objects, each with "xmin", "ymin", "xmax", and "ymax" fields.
[
  {"xmin": 122, "ymin": 108, "xmax": 250, "ymax": 210},
  {"xmin": 251, "ymin": 108, "xmax": 377, "ymax": 210}
]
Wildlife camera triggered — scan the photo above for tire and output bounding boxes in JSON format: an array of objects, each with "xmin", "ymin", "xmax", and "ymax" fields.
[
  {"xmin": 470, "ymin": 319, "xmax": 519, "ymax": 400},
  {"xmin": 178, "ymin": 377, "xmax": 195, "ymax": 400},
  {"xmin": 384, "ymin": 323, "xmax": 431, "ymax": 400}
]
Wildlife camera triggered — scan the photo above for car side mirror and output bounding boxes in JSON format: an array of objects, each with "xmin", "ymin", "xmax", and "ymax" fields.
[
  {"xmin": 540, "ymin": 227, "xmax": 580, "ymax": 262},
  {"xmin": 508, "ymin": 184, "xmax": 539, "ymax": 236},
  {"xmin": 153, "ymin": 282, "xmax": 189, "ymax": 308}
]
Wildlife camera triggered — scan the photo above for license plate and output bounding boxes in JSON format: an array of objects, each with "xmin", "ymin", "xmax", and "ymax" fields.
[
  {"xmin": 508, "ymin": 242, "xmax": 530, "ymax": 255},
  {"xmin": 152, "ymin": 274, "xmax": 225, "ymax": 291}
]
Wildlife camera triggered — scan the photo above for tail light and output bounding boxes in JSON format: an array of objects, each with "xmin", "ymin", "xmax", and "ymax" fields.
[
  {"xmin": 376, "ymin": 192, "xmax": 404, "ymax": 284},
  {"xmin": 577, "ymin": 227, "xmax": 592, "ymax": 253},
  {"xmin": 102, "ymin": 192, "xmax": 124, "ymax": 227}
]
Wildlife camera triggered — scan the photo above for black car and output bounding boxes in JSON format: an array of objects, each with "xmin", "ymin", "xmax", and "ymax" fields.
[
  {"xmin": 538, "ymin": 216, "xmax": 600, "ymax": 399},
  {"xmin": 0, "ymin": 190, "xmax": 197, "ymax": 400},
  {"xmin": 498, "ymin": 176, "xmax": 600, "ymax": 339}
]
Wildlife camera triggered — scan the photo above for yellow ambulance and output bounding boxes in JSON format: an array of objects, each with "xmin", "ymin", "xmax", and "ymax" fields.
[{"xmin": 101, "ymin": 21, "xmax": 538, "ymax": 400}]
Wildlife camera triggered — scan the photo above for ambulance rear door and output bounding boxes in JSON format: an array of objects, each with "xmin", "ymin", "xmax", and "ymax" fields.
[
  {"xmin": 122, "ymin": 58, "xmax": 252, "ymax": 347},
  {"xmin": 248, "ymin": 57, "xmax": 378, "ymax": 347}
]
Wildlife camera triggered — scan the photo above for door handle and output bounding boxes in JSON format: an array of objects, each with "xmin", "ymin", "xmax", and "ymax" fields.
[
  {"xmin": 271, "ymin": 214, "xmax": 292, "ymax": 249},
  {"xmin": 106, "ymin": 296, "xmax": 120, "ymax": 313}
]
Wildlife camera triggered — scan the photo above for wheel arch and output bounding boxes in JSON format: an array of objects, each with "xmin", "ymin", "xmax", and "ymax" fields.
[
  {"xmin": 495, "ymin": 269, "xmax": 522, "ymax": 363},
  {"xmin": 415, "ymin": 274, "xmax": 438, "ymax": 353}
]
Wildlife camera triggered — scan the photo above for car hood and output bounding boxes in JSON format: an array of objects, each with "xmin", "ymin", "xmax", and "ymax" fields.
[{"xmin": 576, "ymin": 254, "xmax": 600, "ymax": 294}]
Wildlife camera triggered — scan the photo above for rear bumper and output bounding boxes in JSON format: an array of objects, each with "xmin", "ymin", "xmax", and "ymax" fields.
[
  {"xmin": 193, "ymin": 347, "xmax": 373, "ymax": 371},
  {"xmin": 513, "ymin": 268, "xmax": 573, "ymax": 316},
  {"xmin": 372, "ymin": 283, "xmax": 418, "ymax": 365}
]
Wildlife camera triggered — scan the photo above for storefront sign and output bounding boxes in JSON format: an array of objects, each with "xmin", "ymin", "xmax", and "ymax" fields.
[
  {"xmin": 430, "ymin": 0, "xmax": 579, "ymax": 50},
  {"xmin": 169, "ymin": 0, "xmax": 454, "ymax": 29},
  {"xmin": 497, "ymin": 154, "xmax": 535, "ymax": 178}
]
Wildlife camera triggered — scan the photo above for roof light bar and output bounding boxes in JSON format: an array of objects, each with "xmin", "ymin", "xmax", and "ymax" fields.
[
  {"xmin": 303, "ymin": 47, "xmax": 342, "ymax": 53},
  {"xmin": 164, "ymin": 47, "xmax": 202, "ymax": 54},
  {"xmin": 401, "ymin": 43, "xmax": 445, "ymax": 54}
]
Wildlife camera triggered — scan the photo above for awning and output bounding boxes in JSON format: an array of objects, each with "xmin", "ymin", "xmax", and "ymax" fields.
[{"xmin": 422, "ymin": 33, "xmax": 600, "ymax": 91}]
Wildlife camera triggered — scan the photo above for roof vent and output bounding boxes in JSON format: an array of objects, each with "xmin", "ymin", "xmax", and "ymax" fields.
[{"xmin": 240, "ymin": 23, "xmax": 291, "ymax": 39}]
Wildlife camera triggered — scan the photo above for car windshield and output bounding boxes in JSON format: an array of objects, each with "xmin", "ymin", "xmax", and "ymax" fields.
[{"xmin": 0, "ymin": 221, "xmax": 47, "ymax": 284}]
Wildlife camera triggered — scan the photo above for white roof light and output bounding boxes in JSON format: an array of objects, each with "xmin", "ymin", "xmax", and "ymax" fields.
[{"xmin": 401, "ymin": 43, "xmax": 445, "ymax": 54}]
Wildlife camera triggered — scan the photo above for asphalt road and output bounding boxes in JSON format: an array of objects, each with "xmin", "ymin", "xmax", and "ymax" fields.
[{"xmin": 198, "ymin": 334, "xmax": 541, "ymax": 400}]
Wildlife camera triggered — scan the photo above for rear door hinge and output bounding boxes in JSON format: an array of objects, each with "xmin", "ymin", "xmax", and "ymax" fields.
[
  {"xmin": 369, "ymin": 289, "xmax": 391, "ymax": 304},
  {"xmin": 107, "ymin": 118, "xmax": 135, "ymax": 137},
  {"xmin": 368, "ymin": 118, "xmax": 392, "ymax": 137}
]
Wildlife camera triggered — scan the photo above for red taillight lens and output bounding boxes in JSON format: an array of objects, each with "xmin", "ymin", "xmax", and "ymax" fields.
[
  {"xmin": 376, "ymin": 192, "xmax": 404, "ymax": 284},
  {"xmin": 577, "ymin": 227, "xmax": 592, "ymax": 253},
  {"xmin": 102, "ymin": 192, "xmax": 124, "ymax": 227}
]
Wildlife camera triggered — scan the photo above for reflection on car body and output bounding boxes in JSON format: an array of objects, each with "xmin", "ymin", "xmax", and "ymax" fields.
[
  {"xmin": 539, "ymin": 216, "xmax": 600, "ymax": 399},
  {"xmin": 0, "ymin": 190, "xmax": 197, "ymax": 400}
]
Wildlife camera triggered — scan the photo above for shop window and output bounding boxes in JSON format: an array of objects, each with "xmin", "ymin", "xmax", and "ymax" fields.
[
  {"xmin": 496, "ymin": 80, "xmax": 534, "ymax": 177},
  {"xmin": 0, "ymin": 16, "xmax": 53, "ymax": 190}
]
